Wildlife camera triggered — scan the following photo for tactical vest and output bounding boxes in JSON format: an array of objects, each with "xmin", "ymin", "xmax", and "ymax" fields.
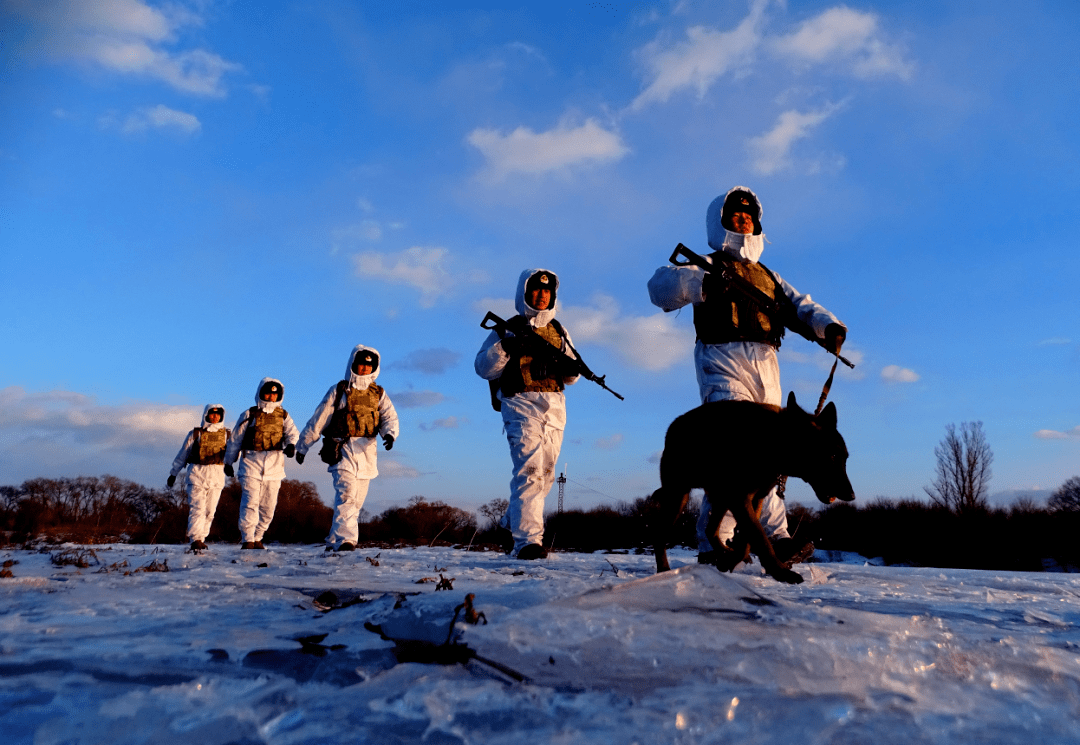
[
  {"xmin": 241, "ymin": 407, "xmax": 288, "ymax": 451},
  {"xmin": 326, "ymin": 382, "xmax": 383, "ymax": 438},
  {"xmin": 693, "ymin": 253, "xmax": 789, "ymax": 347},
  {"xmin": 499, "ymin": 317, "xmax": 566, "ymax": 398},
  {"xmin": 186, "ymin": 427, "xmax": 229, "ymax": 465}
]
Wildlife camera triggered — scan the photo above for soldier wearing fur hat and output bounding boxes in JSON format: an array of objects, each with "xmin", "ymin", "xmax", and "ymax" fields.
[{"xmin": 648, "ymin": 186, "xmax": 847, "ymax": 566}]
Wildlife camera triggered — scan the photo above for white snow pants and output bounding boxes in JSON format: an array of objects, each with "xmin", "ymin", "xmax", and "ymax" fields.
[
  {"xmin": 238, "ymin": 476, "xmax": 281, "ymax": 543},
  {"xmin": 694, "ymin": 340, "xmax": 790, "ymax": 551},
  {"xmin": 185, "ymin": 464, "xmax": 225, "ymax": 542},
  {"xmin": 327, "ymin": 470, "xmax": 370, "ymax": 548},
  {"xmin": 505, "ymin": 415, "xmax": 563, "ymax": 556}
]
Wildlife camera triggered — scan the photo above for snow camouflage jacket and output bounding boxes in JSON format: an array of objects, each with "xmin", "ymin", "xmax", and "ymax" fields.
[
  {"xmin": 296, "ymin": 344, "xmax": 400, "ymax": 479},
  {"xmin": 474, "ymin": 268, "xmax": 579, "ymax": 430},
  {"xmin": 225, "ymin": 377, "xmax": 300, "ymax": 463},
  {"xmin": 649, "ymin": 186, "xmax": 843, "ymax": 347},
  {"xmin": 169, "ymin": 404, "xmax": 229, "ymax": 476}
]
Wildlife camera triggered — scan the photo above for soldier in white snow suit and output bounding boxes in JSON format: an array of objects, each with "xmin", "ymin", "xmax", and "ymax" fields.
[
  {"xmin": 475, "ymin": 269, "xmax": 579, "ymax": 560},
  {"xmin": 648, "ymin": 186, "xmax": 847, "ymax": 565},
  {"xmin": 296, "ymin": 345, "xmax": 400, "ymax": 552},
  {"xmin": 167, "ymin": 404, "xmax": 229, "ymax": 552},
  {"xmin": 225, "ymin": 378, "xmax": 300, "ymax": 549}
]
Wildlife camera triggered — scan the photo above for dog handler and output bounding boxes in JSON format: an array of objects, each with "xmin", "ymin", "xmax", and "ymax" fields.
[
  {"xmin": 225, "ymin": 378, "xmax": 300, "ymax": 549},
  {"xmin": 648, "ymin": 186, "xmax": 847, "ymax": 565},
  {"xmin": 167, "ymin": 404, "xmax": 229, "ymax": 551},
  {"xmin": 295, "ymin": 344, "xmax": 399, "ymax": 552},
  {"xmin": 475, "ymin": 269, "xmax": 579, "ymax": 560}
]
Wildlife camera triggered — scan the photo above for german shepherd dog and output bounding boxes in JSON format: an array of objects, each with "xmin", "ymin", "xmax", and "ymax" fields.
[{"xmin": 651, "ymin": 392, "xmax": 855, "ymax": 584}]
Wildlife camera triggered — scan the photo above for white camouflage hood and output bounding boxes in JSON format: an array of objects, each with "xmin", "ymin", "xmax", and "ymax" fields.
[
  {"xmin": 255, "ymin": 377, "xmax": 284, "ymax": 413},
  {"xmin": 515, "ymin": 268, "xmax": 559, "ymax": 328},
  {"xmin": 345, "ymin": 344, "xmax": 381, "ymax": 391},
  {"xmin": 706, "ymin": 185, "xmax": 765, "ymax": 263},
  {"xmin": 201, "ymin": 403, "xmax": 226, "ymax": 432}
]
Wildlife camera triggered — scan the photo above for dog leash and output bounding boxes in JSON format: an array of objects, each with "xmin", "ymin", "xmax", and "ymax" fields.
[
  {"xmin": 814, "ymin": 355, "xmax": 841, "ymax": 417},
  {"xmin": 777, "ymin": 353, "xmax": 847, "ymax": 499}
]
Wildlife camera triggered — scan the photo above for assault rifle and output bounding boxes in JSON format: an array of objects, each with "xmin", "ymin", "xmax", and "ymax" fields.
[
  {"xmin": 669, "ymin": 243, "xmax": 855, "ymax": 369},
  {"xmin": 481, "ymin": 311, "xmax": 624, "ymax": 401}
]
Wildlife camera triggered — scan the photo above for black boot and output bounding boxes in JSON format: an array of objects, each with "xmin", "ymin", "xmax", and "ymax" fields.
[{"xmin": 517, "ymin": 544, "xmax": 548, "ymax": 560}]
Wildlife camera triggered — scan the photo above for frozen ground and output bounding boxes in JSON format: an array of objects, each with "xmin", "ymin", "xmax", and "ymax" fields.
[{"xmin": 2, "ymin": 543, "xmax": 1080, "ymax": 744}]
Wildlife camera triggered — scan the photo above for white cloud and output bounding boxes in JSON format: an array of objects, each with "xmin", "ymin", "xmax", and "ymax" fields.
[
  {"xmin": 475, "ymin": 294, "xmax": 692, "ymax": 371},
  {"xmin": 771, "ymin": 7, "xmax": 913, "ymax": 80},
  {"xmin": 332, "ymin": 221, "xmax": 383, "ymax": 250},
  {"xmin": 419, "ymin": 416, "xmax": 467, "ymax": 432},
  {"xmin": 8, "ymin": 0, "xmax": 241, "ymax": 96},
  {"xmin": 0, "ymin": 385, "xmax": 199, "ymax": 455},
  {"xmin": 631, "ymin": 0, "xmax": 767, "ymax": 110},
  {"xmin": 747, "ymin": 102, "xmax": 842, "ymax": 175},
  {"xmin": 1034, "ymin": 426, "xmax": 1080, "ymax": 440},
  {"xmin": 559, "ymin": 294, "xmax": 695, "ymax": 372},
  {"xmin": 392, "ymin": 348, "xmax": 462, "ymax": 375},
  {"xmin": 121, "ymin": 104, "xmax": 201, "ymax": 134},
  {"xmin": 594, "ymin": 433, "xmax": 624, "ymax": 450},
  {"xmin": 377, "ymin": 460, "xmax": 422, "ymax": 478},
  {"xmin": 472, "ymin": 296, "xmax": 518, "ymax": 321},
  {"xmin": 506, "ymin": 41, "xmax": 547, "ymax": 63},
  {"xmin": 881, "ymin": 364, "xmax": 920, "ymax": 384},
  {"xmin": 388, "ymin": 390, "xmax": 445, "ymax": 409},
  {"xmin": 467, "ymin": 117, "xmax": 629, "ymax": 180},
  {"xmin": 352, "ymin": 246, "xmax": 455, "ymax": 308}
]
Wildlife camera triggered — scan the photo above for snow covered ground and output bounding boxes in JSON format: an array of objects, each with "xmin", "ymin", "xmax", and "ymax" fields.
[{"xmin": 2, "ymin": 543, "xmax": 1080, "ymax": 744}]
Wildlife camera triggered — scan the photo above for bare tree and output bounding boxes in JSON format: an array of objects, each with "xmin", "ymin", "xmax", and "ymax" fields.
[
  {"xmin": 478, "ymin": 498, "xmax": 509, "ymax": 531},
  {"xmin": 924, "ymin": 421, "xmax": 993, "ymax": 513},
  {"xmin": 1048, "ymin": 476, "xmax": 1080, "ymax": 513}
]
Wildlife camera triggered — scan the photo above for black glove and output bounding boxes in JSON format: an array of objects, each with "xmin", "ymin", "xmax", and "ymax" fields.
[
  {"xmin": 284, "ymin": 443, "xmax": 296, "ymax": 458},
  {"xmin": 295, "ymin": 451, "xmax": 305, "ymax": 464},
  {"xmin": 166, "ymin": 474, "xmax": 176, "ymax": 488},
  {"xmin": 557, "ymin": 354, "xmax": 582, "ymax": 379},
  {"xmin": 383, "ymin": 434, "xmax": 395, "ymax": 451},
  {"xmin": 500, "ymin": 336, "xmax": 523, "ymax": 357},
  {"xmin": 224, "ymin": 463, "xmax": 234, "ymax": 478},
  {"xmin": 824, "ymin": 323, "xmax": 847, "ymax": 355}
]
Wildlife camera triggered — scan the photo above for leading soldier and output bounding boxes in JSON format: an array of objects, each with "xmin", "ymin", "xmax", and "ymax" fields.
[{"xmin": 648, "ymin": 186, "xmax": 848, "ymax": 566}]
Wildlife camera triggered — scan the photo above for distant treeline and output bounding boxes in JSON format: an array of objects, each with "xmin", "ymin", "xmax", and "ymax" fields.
[
  {"xmin": 0, "ymin": 476, "xmax": 333, "ymax": 546},
  {"xmin": 799, "ymin": 498, "xmax": 1080, "ymax": 572},
  {"xmin": 3, "ymin": 476, "xmax": 1080, "ymax": 572}
]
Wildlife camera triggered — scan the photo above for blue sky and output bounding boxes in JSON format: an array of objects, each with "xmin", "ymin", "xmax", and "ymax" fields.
[{"xmin": 2, "ymin": 0, "xmax": 1079, "ymax": 517}]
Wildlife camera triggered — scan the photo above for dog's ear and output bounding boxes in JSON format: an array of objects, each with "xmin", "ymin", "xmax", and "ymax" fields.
[
  {"xmin": 818, "ymin": 401, "xmax": 838, "ymax": 429},
  {"xmin": 786, "ymin": 391, "xmax": 800, "ymax": 412}
]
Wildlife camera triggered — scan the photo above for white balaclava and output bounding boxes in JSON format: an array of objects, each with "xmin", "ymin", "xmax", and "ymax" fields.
[
  {"xmin": 201, "ymin": 404, "xmax": 226, "ymax": 432},
  {"xmin": 255, "ymin": 377, "xmax": 284, "ymax": 413},
  {"xmin": 345, "ymin": 345, "xmax": 381, "ymax": 391},
  {"xmin": 706, "ymin": 185, "xmax": 765, "ymax": 263},
  {"xmin": 515, "ymin": 268, "xmax": 559, "ymax": 328}
]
